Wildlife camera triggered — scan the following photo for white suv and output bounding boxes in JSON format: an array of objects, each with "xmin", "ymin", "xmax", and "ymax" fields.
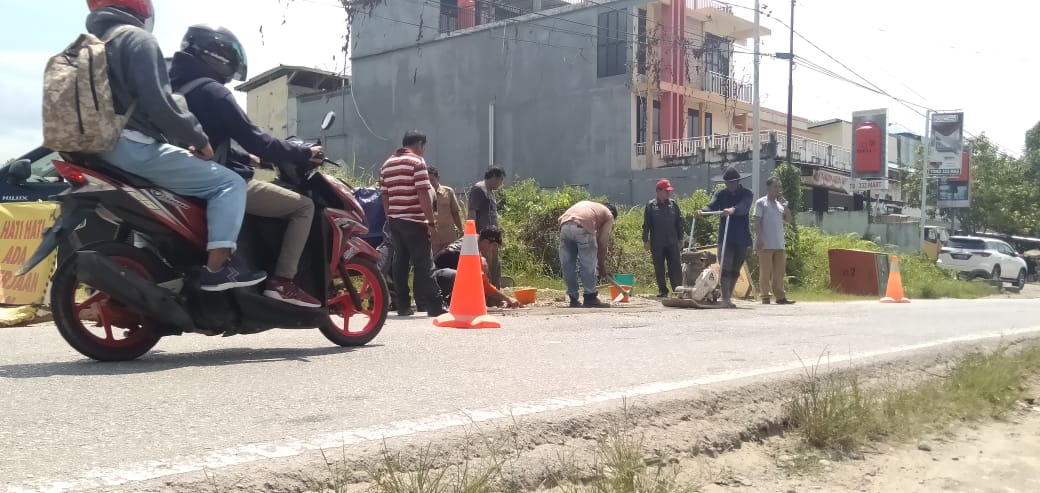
[{"xmin": 938, "ymin": 236, "xmax": 1028, "ymax": 289}]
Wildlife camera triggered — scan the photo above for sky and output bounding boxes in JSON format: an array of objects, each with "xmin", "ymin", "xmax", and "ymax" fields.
[{"xmin": 1, "ymin": 0, "xmax": 1034, "ymax": 160}]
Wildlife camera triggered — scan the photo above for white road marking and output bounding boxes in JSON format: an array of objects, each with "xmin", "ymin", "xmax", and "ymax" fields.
[{"xmin": 9, "ymin": 326, "xmax": 1040, "ymax": 493}]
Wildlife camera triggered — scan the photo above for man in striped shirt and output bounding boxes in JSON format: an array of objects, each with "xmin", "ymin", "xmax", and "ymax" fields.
[{"xmin": 379, "ymin": 131, "xmax": 446, "ymax": 317}]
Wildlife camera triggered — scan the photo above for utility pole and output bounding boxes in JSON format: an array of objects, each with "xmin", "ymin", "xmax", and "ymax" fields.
[
  {"xmin": 920, "ymin": 110, "xmax": 931, "ymax": 249},
  {"xmin": 752, "ymin": 0, "xmax": 761, "ymax": 198},
  {"xmin": 785, "ymin": 0, "xmax": 795, "ymax": 165}
]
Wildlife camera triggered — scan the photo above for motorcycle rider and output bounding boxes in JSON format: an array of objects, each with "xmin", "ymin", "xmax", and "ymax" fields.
[
  {"xmin": 84, "ymin": 0, "xmax": 266, "ymax": 291},
  {"xmin": 168, "ymin": 24, "xmax": 323, "ymax": 308}
]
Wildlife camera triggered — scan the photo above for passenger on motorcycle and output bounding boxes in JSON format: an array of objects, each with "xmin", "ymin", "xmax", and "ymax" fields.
[
  {"xmin": 84, "ymin": 0, "xmax": 266, "ymax": 291},
  {"xmin": 168, "ymin": 24, "xmax": 323, "ymax": 308}
]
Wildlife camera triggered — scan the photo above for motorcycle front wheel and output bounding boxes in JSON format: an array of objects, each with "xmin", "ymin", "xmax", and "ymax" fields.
[{"xmin": 321, "ymin": 258, "xmax": 388, "ymax": 347}]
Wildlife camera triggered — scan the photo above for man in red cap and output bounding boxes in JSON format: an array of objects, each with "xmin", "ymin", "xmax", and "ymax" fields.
[{"xmin": 643, "ymin": 179, "xmax": 684, "ymax": 297}]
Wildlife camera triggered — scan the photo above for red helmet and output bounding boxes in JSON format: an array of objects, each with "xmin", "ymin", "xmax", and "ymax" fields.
[{"xmin": 86, "ymin": 0, "xmax": 154, "ymax": 19}]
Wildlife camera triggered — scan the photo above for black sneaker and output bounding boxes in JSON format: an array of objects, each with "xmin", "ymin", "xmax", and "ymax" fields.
[
  {"xmin": 583, "ymin": 294, "xmax": 611, "ymax": 308},
  {"xmin": 776, "ymin": 298, "xmax": 796, "ymax": 305},
  {"xmin": 762, "ymin": 298, "xmax": 771, "ymax": 305},
  {"xmin": 397, "ymin": 308, "xmax": 415, "ymax": 317},
  {"xmin": 426, "ymin": 304, "xmax": 447, "ymax": 317},
  {"xmin": 568, "ymin": 295, "xmax": 582, "ymax": 308},
  {"xmin": 199, "ymin": 259, "xmax": 266, "ymax": 292}
]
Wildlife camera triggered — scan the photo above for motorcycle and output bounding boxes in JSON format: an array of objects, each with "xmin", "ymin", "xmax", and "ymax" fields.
[{"xmin": 17, "ymin": 111, "xmax": 389, "ymax": 361}]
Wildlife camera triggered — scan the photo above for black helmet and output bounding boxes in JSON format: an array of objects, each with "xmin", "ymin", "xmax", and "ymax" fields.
[{"xmin": 180, "ymin": 24, "xmax": 248, "ymax": 84}]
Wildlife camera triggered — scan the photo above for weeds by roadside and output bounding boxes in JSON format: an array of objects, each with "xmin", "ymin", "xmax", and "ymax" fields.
[
  {"xmin": 786, "ymin": 344, "xmax": 1040, "ymax": 457},
  {"xmin": 293, "ymin": 409, "xmax": 703, "ymax": 493}
]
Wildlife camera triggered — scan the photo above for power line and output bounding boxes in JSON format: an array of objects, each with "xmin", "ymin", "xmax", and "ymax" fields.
[{"xmin": 727, "ymin": 0, "xmax": 1019, "ymax": 155}]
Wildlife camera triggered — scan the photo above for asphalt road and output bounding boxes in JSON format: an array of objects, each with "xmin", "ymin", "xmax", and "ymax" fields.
[{"xmin": 2, "ymin": 297, "xmax": 1038, "ymax": 492}]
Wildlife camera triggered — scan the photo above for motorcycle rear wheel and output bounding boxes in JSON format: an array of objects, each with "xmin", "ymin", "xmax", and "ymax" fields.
[
  {"xmin": 321, "ymin": 258, "xmax": 388, "ymax": 347},
  {"xmin": 51, "ymin": 242, "xmax": 163, "ymax": 361}
]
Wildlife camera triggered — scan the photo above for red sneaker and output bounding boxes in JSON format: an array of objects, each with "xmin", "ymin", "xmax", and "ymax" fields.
[{"xmin": 263, "ymin": 278, "xmax": 322, "ymax": 308}]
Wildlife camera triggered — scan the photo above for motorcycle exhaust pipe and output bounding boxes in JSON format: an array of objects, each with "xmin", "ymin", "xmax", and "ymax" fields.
[{"xmin": 75, "ymin": 251, "xmax": 197, "ymax": 332}]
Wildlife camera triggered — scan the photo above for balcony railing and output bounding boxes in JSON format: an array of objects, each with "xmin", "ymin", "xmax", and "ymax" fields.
[
  {"xmin": 704, "ymin": 71, "xmax": 753, "ymax": 104},
  {"xmin": 686, "ymin": 0, "xmax": 733, "ymax": 13},
  {"xmin": 439, "ymin": 0, "xmax": 590, "ymax": 34},
  {"xmin": 649, "ymin": 130, "xmax": 853, "ymax": 170}
]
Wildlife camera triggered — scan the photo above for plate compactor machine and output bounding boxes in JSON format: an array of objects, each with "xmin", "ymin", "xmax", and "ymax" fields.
[{"xmin": 660, "ymin": 210, "xmax": 731, "ymax": 309}]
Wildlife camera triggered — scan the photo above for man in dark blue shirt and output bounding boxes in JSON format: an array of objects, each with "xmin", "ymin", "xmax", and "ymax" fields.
[
  {"xmin": 698, "ymin": 167, "xmax": 754, "ymax": 308},
  {"xmin": 169, "ymin": 24, "xmax": 324, "ymax": 308}
]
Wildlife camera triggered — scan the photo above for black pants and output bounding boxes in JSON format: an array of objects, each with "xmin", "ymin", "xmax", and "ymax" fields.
[
  {"xmin": 719, "ymin": 245, "xmax": 749, "ymax": 300},
  {"xmin": 433, "ymin": 268, "xmax": 456, "ymax": 304},
  {"xmin": 388, "ymin": 219, "xmax": 443, "ymax": 311},
  {"xmin": 651, "ymin": 244, "xmax": 682, "ymax": 294}
]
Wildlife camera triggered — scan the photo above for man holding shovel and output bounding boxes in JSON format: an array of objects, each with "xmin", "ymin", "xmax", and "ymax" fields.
[{"xmin": 697, "ymin": 167, "xmax": 754, "ymax": 308}]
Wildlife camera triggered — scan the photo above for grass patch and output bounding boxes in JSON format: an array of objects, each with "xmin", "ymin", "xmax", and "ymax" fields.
[
  {"xmin": 551, "ymin": 412, "xmax": 700, "ymax": 493},
  {"xmin": 786, "ymin": 343, "xmax": 1040, "ymax": 456},
  {"xmin": 292, "ymin": 411, "xmax": 703, "ymax": 493}
]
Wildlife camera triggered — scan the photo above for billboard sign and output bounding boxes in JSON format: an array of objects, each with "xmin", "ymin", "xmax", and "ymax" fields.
[
  {"xmin": 851, "ymin": 108, "xmax": 889, "ymax": 190},
  {"xmin": 927, "ymin": 112, "xmax": 964, "ymax": 177},
  {"xmin": 937, "ymin": 147, "xmax": 971, "ymax": 208}
]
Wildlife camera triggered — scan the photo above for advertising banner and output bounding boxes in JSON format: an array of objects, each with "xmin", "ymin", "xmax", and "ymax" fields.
[
  {"xmin": 937, "ymin": 148, "xmax": 971, "ymax": 208},
  {"xmin": 0, "ymin": 202, "xmax": 59, "ymax": 305},
  {"xmin": 928, "ymin": 112, "xmax": 964, "ymax": 177},
  {"xmin": 851, "ymin": 108, "xmax": 889, "ymax": 190}
]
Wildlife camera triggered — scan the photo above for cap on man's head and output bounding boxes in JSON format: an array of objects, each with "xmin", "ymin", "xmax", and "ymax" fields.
[{"xmin": 656, "ymin": 179, "xmax": 674, "ymax": 191}]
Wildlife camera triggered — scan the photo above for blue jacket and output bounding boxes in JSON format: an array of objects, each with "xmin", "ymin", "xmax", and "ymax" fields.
[
  {"xmin": 168, "ymin": 52, "xmax": 312, "ymax": 180},
  {"xmin": 703, "ymin": 186, "xmax": 754, "ymax": 247}
]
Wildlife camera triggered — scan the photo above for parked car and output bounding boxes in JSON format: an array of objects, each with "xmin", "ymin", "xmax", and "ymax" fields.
[
  {"xmin": 937, "ymin": 235, "xmax": 1028, "ymax": 290},
  {"xmin": 1, "ymin": 147, "xmax": 68, "ymax": 202},
  {"xmin": 2, "ymin": 147, "xmax": 118, "ymax": 262}
]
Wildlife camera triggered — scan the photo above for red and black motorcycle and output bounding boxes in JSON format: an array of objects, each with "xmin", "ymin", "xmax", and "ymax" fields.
[{"xmin": 18, "ymin": 111, "xmax": 388, "ymax": 361}]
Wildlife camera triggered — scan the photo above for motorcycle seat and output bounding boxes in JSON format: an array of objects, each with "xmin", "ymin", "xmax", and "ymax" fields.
[
  {"xmin": 62, "ymin": 153, "xmax": 205, "ymax": 207},
  {"xmin": 80, "ymin": 156, "xmax": 157, "ymax": 189}
]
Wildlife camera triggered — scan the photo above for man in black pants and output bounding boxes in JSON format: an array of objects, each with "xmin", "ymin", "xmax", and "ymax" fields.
[
  {"xmin": 379, "ymin": 131, "xmax": 445, "ymax": 317},
  {"xmin": 698, "ymin": 167, "xmax": 754, "ymax": 308},
  {"xmin": 643, "ymin": 179, "xmax": 684, "ymax": 297}
]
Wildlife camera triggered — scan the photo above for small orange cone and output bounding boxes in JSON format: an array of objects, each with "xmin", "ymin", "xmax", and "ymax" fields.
[
  {"xmin": 433, "ymin": 220, "xmax": 502, "ymax": 329},
  {"xmin": 881, "ymin": 255, "xmax": 910, "ymax": 303}
]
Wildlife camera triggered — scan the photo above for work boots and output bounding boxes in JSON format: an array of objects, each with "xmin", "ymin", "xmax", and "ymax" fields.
[
  {"xmin": 583, "ymin": 293, "xmax": 611, "ymax": 308},
  {"xmin": 719, "ymin": 278, "xmax": 737, "ymax": 309}
]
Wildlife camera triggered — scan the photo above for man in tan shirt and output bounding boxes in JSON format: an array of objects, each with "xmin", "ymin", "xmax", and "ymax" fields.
[
  {"xmin": 558, "ymin": 200, "xmax": 618, "ymax": 308},
  {"xmin": 428, "ymin": 166, "xmax": 464, "ymax": 253}
]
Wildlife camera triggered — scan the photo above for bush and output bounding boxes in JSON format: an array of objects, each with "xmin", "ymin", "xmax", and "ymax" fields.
[
  {"xmin": 498, "ymin": 180, "xmax": 595, "ymax": 278},
  {"xmin": 499, "ymin": 180, "xmax": 716, "ymax": 290}
]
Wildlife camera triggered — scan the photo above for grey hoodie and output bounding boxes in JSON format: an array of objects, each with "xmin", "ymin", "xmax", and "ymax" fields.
[{"xmin": 85, "ymin": 7, "xmax": 209, "ymax": 150}]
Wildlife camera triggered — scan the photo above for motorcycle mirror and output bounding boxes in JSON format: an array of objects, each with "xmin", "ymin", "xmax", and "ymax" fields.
[
  {"xmin": 321, "ymin": 111, "xmax": 336, "ymax": 131},
  {"xmin": 5, "ymin": 159, "xmax": 31, "ymax": 185}
]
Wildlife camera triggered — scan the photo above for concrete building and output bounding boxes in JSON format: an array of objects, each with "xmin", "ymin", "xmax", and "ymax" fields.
[
  {"xmin": 235, "ymin": 65, "xmax": 349, "ymax": 139},
  {"xmin": 285, "ymin": 0, "xmax": 813, "ymax": 203}
]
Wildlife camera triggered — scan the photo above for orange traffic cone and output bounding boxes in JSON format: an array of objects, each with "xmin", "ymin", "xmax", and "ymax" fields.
[
  {"xmin": 881, "ymin": 255, "xmax": 910, "ymax": 303},
  {"xmin": 433, "ymin": 220, "xmax": 502, "ymax": 329}
]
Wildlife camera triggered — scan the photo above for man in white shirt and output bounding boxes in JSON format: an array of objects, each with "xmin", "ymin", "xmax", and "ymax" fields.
[{"xmin": 754, "ymin": 177, "xmax": 795, "ymax": 305}]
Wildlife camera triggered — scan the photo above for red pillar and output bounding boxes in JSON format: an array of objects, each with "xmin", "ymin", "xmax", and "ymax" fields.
[
  {"xmin": 659, "ymin": 1, "xmax": 686, "ymax": 144},
  {"xmin": 458, "ymin": 0, "xmax": 475, "ymax": 29}
]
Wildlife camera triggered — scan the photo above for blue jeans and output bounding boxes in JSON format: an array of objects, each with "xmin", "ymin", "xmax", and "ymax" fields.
[
  {"xmin": 559, "ymin": 222, "xmax": 598, "ymax": 297},
  {"xmin": 101, "ymin": 137, "xmax": 247, "ymax": 251}
]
